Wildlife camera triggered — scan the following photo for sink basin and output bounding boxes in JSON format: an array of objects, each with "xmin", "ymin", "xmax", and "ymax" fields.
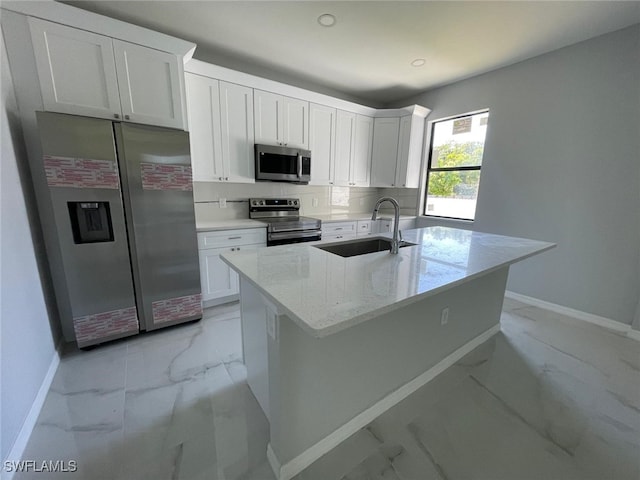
[{"xmin": 314, "ymin": 237, "xmax": 416, "ymax": 258}]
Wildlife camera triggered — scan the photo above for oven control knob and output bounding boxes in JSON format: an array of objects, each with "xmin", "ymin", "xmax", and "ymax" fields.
[
  {"xmin": 259, "ymin": 200, "xmax": 264, "ymax": 205},
  {"xmin": 293, "ymin": 200, "xmax": 298, "ymax": 205}
]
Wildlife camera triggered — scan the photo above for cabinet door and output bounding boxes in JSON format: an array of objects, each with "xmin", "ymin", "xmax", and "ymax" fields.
[
  {"xmin": 309, "ymin": 103, "xmax": 336, "ymax": 185},
  {"xmin": 395, "ymin": 114, "xmax": 426, "ymax": 188},
  {"xmin": 220, "ymin": 81, "xmax": 255, "ymax": 183},
  {"xmin": 185, "ymin": 73, "xmax": 224, "ymax": 181},
  {"xmin": 199, "ymin": 248, "xmax": 239, "ymax": 301},
  {"xmin": 334, "ymin": 110, "xmax": 355, "ymax": 186},
  {"xmin": 113, "ymin": 40, "xmax": 185, "ymax": 129},
  {"xmin": 352, "ymin": 115, "xmax": 374, "ymax": 186},
  {"xmin": 29, "ymin": 18, "xmax": 121, "ymax": 120},
  {"xmin": 370, "ymin": 117, "xmax": 400, "ymax": 187},
  {"xmin": 282, "ymin": 96, "xmax": 309, "ymax": 148},
  {"xmin": 254, "ymin": 89, "xmax": 282, "ymax": 145}
]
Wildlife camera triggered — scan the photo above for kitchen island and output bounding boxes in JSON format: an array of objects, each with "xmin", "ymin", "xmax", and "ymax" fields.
[{"xmin": 221, "ymin": 227, "xmax": 554, "ymax": 480}]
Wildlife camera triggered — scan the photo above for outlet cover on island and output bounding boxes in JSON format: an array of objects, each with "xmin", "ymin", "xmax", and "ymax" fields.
[
  {"xmin": 219, "ymin": 198, "xmax": 227, "ymax": 208},
  {"xmin": 312, "ymin": 198, "xmax": 318, "ymax": 207}
]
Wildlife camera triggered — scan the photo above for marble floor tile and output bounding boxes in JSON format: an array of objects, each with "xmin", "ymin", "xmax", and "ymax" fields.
[{"xmin": 14, "ymin": 298, "xmax": 640, "ymax": 480}]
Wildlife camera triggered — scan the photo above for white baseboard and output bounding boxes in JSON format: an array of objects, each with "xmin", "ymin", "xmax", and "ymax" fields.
[
  {"xmin": 2, "ymin": 349, "xmax": 60, "ymax": 480},
  {"xmin": 268, "ymin": 323, "xmax": 501, "ymax": 480},
  {"xmin": 505, "ymin": 290, "xmax": 639, "ymax": 341}
]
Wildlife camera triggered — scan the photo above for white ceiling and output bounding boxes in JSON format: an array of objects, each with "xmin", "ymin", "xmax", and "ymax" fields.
[{"xmin": 63, "ymin": 1, "xmax": 640, "ymax": 106}]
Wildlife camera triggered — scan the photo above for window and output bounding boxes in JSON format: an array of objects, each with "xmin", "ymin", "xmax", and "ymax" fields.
[{"xmin": 424, "ymin": 111, "xmax": 489, "ymax": 220}]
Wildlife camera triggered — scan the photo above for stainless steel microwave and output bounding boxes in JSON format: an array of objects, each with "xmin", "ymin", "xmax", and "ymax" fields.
[{"xmin": 254, "ymin": 144, "xmax": 311, "ymax": 184}]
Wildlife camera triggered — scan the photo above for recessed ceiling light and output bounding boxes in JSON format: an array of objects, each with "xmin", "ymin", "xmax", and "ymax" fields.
[
  {"xmin": 317, "ymin": 14, "xmax": 336, "ymax": 27},
  {"xmin": 411, "ymin": 59, "xmax": 426, "ymax": 67}
]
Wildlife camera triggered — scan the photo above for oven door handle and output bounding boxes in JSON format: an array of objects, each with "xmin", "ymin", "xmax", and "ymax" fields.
[
  {"xmin": 297, "ymin": 152, "xmax": 302, "ymax": 178},
  {"xmin": 268, "ymin": 230, "xmax": 321, "ymax": 241}
]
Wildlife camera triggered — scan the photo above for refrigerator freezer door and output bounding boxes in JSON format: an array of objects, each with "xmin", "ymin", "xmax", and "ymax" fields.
[
  {"xmin": 35, "ymin": 112, "xmax": 139, "ymax": 346},
  {"xmin": 115, "ymin": 123, "xmax": 202, "ymax": 331}
]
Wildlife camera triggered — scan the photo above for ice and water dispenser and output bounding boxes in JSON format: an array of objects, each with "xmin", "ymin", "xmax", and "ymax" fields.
[{"xmin": 67, "ymin": 201, "xmax": 114, "ymax": 244}]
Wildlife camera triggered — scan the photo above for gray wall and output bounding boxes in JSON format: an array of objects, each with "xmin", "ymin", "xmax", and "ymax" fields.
[
  {"xmin": 1, "ymin": 33, "xmax": 58, "ymax": 463},
  {"xmin": 403, "ymin": 25, "xmax": 640, "ymax": 326}
]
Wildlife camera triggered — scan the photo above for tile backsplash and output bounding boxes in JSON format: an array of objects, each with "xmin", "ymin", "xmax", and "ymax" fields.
[{"xmin": 193, "ymin": 182, "xmax": 394, "ymax": 222}]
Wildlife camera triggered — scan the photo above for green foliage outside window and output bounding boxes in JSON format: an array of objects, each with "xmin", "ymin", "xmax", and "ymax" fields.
[{"xmin": 428, "ymin": 141, "xmax": 484, "ymax": 197}]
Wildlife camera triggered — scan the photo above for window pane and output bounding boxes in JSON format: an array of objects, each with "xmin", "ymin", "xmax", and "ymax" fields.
[
  {"xmin": 431, "ymin": 113, "xmax": 488, "ymax": 168},
  {"xmin": 425, "ymin": 170, "xmax": 481, "ymax": 220}
]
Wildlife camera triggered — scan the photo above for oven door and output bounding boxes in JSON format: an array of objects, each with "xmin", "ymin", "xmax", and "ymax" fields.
[
  {"xmin": 255, "ymin": 144, "xmax": 310, "ymax": 184},
  {"xmin": 267, "ymin": 230, "xmax": 321, "ymax": 246}
]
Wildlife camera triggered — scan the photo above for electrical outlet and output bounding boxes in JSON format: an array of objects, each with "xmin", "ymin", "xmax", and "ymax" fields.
[
  {"xmin": 441, "ymin": 307, "xmax": 449, "ymax": 325},
  {"xmin": 312, "ymin": 197, "xmax": 318, "ymax": 207},
  {"xmin": 219, "ymin": 198, "xmax": 227, "ymax": 208}
]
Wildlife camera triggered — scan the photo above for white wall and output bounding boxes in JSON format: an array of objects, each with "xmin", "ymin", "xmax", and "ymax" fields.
[
  {"xmin": 1, "ymin": 32, "xmax": 59, "ymax": 464},
  {"xmin": 404, "ymin": 25, "xmax": 640, "ymax": 326}
]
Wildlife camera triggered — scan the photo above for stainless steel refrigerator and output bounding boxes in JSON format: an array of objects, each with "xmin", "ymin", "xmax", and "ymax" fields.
[{"xmin": 34, "ymin": 112, "xmax": 201, "ymax": 348}]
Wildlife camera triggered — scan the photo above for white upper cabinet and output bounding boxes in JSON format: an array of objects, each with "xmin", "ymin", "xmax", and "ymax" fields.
[
  {"xmin": 29, "ymin": 17, "xmax": 187, "ymax": 129},
  {"xmin": 394, "ymin": 114, "xmax": 425, "ymax": 188},
  {"xmin": 112, "ymin": 40, "xmax": 184, "ymax": 129},
  {"xmin": 370, "ymin": 112, "xmax": 426, "ymax": 188},
  {"xmin": 309, "ymin": 103, "xmax": 336, "ymax": 185},
  {"xmin": 29, "ymin": 17, "xmax": 121, "ymax": 120},
  {"xmin": 334, "ymin": 110, "xmax": 355, "ymax": 186},
  {"xmin": 219, "ymin": 81, "xmax": 255, "ymax": 183},
  {"xmin": 352, "ymin": 115, "xmax": 374, "ymax": 186},
  {"xmin": 334, "ymin": 111, "xmax": 373, "ymax": 187},
  {"xmin": 185, "ymin": 73, "xmax": 224, "ymax": 181},
  {"xmin": 254, "ymin": 89, "xmax": 309, "ymax": 148},
  {"xmin": 370, "ymin": 117, "xmax": 401, "ymax": 187},
  {"xmin": 186, "ymin": 74, "xmax": 255, "ymax": 183}
]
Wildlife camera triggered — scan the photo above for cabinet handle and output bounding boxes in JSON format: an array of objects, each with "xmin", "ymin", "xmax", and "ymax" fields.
[
  {"xmin": 237, "ymin": 247, "xmax": 241, "ymax": 250},
  {"xmin": 228, "ymin": 236, "xmax": 242, "ymax": 240},
  {"xmin": 125, "ymin": 115, "xmax": 130, "ymax": 120},
  {"xmin": 329, "ymin": 182, "xmax": 333, "ymax": 185},
  {"xmin": 231, "ymin": 247, "xmax": 235, "ymax": 251},
  {"xmin": 335, "ymin": 228, "xmax": 343, "ymax": 231},
  {"xmin": 114, "ymin": 114, "xmax": 120, "ymax": 119}
]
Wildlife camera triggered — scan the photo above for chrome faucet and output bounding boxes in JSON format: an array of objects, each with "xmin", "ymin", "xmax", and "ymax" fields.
[{"xmin": 372, "ymin": 197, "xmax": 402, "ymax": 254}]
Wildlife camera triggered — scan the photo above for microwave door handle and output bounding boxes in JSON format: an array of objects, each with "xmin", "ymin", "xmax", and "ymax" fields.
[{"xmin": 297, "ymin": 153, "xmax": 302, "ymax": 178}]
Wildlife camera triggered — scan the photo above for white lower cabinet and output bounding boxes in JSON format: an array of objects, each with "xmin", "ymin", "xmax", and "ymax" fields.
[
  {"xmin": 321, "ymin": 221, "xmax": 357, "ymax": 242},
  {"xmin": 197, "ymin": 228, "xmax": 266, "ymax": 305},
  {"xmin": 199, "ymin": 247, "xmax": 240, "ymax": 300}
]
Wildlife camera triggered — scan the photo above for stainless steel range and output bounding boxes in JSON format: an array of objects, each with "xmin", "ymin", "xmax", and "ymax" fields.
[{"xmin": 249, "ymin": 198, "xmax": 321, "ymax": 246}]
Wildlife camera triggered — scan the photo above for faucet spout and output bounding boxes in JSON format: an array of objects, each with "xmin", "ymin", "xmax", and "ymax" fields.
[{"xmin": 372, "ymin": 197, "xmax": 401, "ymax": 254}]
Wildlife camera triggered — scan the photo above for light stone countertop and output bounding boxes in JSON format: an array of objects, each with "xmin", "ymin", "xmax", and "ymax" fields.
[
  {"xmin": 196, "ymin": 219, "xmax": 268, "ymax": 232},
  {"xmin": 221, "ymin": 226, "xmax": 555, "ymax": 338},
  {"xmin": 314, "ymin": 213, "xmax": 416, "ymax": 222}
]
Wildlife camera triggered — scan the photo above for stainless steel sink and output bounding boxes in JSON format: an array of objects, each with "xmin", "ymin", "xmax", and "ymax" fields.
[{"xmin": 314, "ymin": 237, "xmax": 416, "ymax": 258}]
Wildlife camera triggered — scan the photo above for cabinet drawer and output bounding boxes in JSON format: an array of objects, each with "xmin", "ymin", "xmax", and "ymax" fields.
[
  {"xmin": 322, "ymin": 221, "xmax": 356, "ymax": 236},
  {"xmin": 356, "ymin": 220, "xmax": 372, "ymax": 233},
  {"xmin": 198, "ymin": 228, "xmax": 266, "ymax": 249}
]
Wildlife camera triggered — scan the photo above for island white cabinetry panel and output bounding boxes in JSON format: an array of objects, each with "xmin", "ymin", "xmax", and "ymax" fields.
[
  {"xmin": 198, "ymin": 228, "xmax": 266, "ymax": 305},
  {"xmin": 186, "ymin": 73, "xmax": 255, "ymax": 183},
  {"xmin": 309, "ymin": 103, "xmax": 336, "ymax": 185},
  {"xmin": 254, "ymin": 89, "xmax": 309, "ymax": 148},
  {"xmin": 370, "ymin": 110, "xmax": 427, "ymax": 188},
  {"xmin": 29, "ymin": 17, "xmax": 186, "ymax": 129}
]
